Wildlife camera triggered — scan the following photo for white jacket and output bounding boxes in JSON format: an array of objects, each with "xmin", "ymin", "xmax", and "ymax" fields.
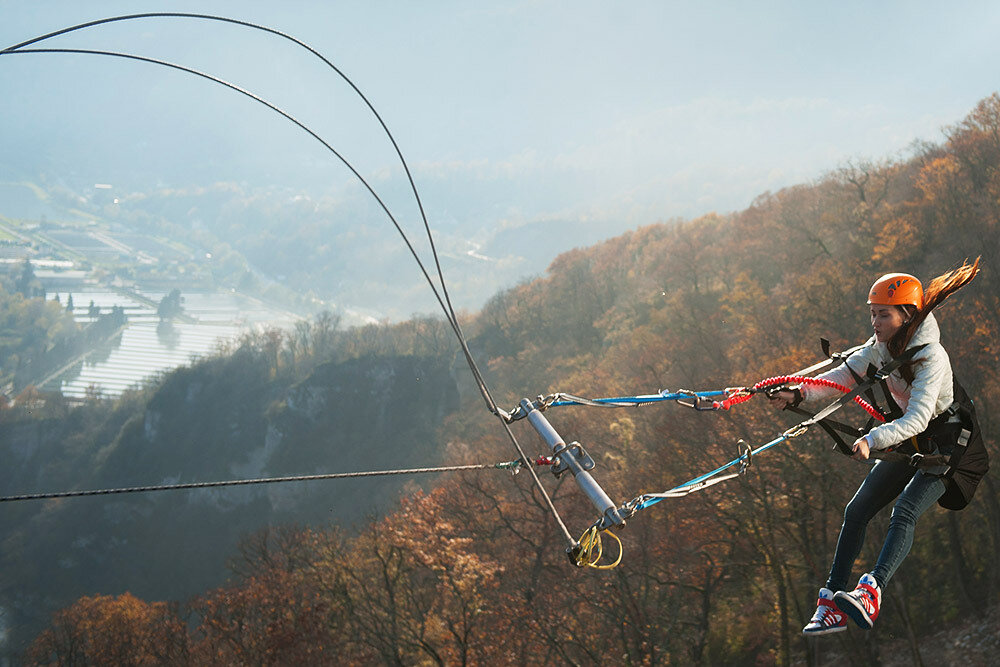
[{"xmin": 801, "ymin": 312, "xmax": 954, "ymax": 451}]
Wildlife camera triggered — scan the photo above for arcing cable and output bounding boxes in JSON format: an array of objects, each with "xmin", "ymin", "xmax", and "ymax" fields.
[
  {"xmin": 0, "ymin": 12, "xmax": 496, "ymax": 417},
  {"xmin": 1, "ymin": 24, "xmax": 576, "ymax": 547}
]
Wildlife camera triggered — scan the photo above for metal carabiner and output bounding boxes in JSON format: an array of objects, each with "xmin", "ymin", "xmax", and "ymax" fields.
[
  {"xmin": 676, "ymin": 389, "xmax": 720, "ymax": 411},
  {"xmin": 782, "ymin": 424, "xmax": 809, "ymax": 439},
  {"xmin": 736, "ymin": 439, "xmax": 753, "ymax": 473}
]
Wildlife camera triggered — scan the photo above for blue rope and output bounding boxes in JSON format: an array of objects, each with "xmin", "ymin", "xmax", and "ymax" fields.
[
  {"xmin": 549, "ymin": 390, "xmax": 728, "ymax": 408},
  {"xmin": 634, "ymin": 434, "xmax": 791, "ymax": 511}
]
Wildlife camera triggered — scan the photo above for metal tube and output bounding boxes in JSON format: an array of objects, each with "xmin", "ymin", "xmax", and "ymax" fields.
[{"xmin": 520, "ymin": 399, "xmax": 625, "ymax": 530}]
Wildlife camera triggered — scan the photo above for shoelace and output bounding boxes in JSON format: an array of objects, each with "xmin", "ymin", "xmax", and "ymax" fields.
[
  {"xmin": 854, "ymin": 584, "xmax": 879, "ymax": 612},
  {"xmin": 811, "ymin": 599, "xmax": 844, "ymax": 626}
]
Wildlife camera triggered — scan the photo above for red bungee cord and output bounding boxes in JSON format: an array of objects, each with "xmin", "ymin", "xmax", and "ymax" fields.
[{"xmin": 718, "ymin": 375, "xmax": 886, "ymax": 422}]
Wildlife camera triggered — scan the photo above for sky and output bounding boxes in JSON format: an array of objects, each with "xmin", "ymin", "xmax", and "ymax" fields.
[{"xmin": 1, "ymin": 1, "xmax": 999, "ymax": 310}]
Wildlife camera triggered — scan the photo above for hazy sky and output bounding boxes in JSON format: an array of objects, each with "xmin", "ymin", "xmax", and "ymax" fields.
[{"xmin": 2, "ymin": 1, "xmax": 999, "ymax": 270}]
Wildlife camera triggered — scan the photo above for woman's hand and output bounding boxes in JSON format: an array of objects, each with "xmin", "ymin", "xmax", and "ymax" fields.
[
  {"xmin": 767, "ymin": 389, "xmax": 798, "ymax": 409},
  {"xmin": 851, "ymin": 436, "xmax": 871, "ymax": 461}
]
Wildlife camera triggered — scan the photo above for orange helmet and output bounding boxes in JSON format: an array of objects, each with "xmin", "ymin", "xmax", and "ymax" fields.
[{"xmin": 868, "ymin": 273, "xmax": 923, "ymax": 308}]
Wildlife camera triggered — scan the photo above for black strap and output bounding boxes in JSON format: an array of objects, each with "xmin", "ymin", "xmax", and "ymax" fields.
[
  {"xmin": 871, "ymin": 378, "xmax": 977, "ymax": 477},
  {"xmin": 783, "ymin": 405, "xmax": 862, "ymax": 455},
  {"xmin": 870, "ymin": 449, "xmax": 952, "ymax": 468},
  {"xmin": 845, "ymin": 360, "xmax": 887, "ymax": 420},
  {"xmin": 789, "ymin": 343, "xmax": 928, "ymax": 456},
  {"xmin": 865, "ymin": 361, "xmax": 905, "ymax": 421}
]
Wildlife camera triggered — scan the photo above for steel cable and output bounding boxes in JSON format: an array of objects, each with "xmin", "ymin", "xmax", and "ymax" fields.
[
  {"xmin": 0, "ymin": 20, "xmax": 576, "ymax": 545},
  {"xmin": 0, "ymin": 461, "xmax": 522, "ymax": 503}
]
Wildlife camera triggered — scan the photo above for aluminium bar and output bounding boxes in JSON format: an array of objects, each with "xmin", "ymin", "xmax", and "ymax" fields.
[{"xmin": 520, "ymin": 398, "xmax": 625, "ymax": 531}]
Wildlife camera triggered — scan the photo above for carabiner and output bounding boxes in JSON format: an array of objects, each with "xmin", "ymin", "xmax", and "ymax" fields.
[{"xmin": 676, "ymin": 389, "xmax": 720, "ymax": 411}]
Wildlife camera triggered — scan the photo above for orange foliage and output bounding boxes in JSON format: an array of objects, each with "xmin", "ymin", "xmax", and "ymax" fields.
[
  {"xmin": 191, "ymin": 568, "xmax": 335, "ymax": 665},
  {"xmin": 26, "ymin": 593, "xmax": 188, "ymax": 665}
]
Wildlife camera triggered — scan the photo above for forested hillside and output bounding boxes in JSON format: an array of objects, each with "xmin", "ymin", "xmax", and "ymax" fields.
[
  {"xmin": 11, "ymin": 95, "xmax": 1000, "ymax": 665},
  {"xmin": 0, "ymin": 314, "xmax": 463, "ymax": 656}
]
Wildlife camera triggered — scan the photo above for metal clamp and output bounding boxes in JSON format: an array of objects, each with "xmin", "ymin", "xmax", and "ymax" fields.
[
  {"xmin": 535, "ymin": 394, "xmax": 551, "ymax": 410},
  {"xmin": 494, "ymin": 459, "xmax": 523, "ymax": 475},
  {"xmin": 504, "ymin": 403, "xmax": 526, "ymax": 422},
  {"xmin": 505, "ymin": 395, "xmax": 558, "ymax": 421},
  {"xmin": 616, "ymin": 498, "xmax": 642, "ymax": 522},
  {"xmin": 551, "ymin": 441, "xmax": 596, "ymax": 478}
]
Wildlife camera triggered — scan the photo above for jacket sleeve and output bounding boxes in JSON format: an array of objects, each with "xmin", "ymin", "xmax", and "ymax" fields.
[
  {"xmin": 865, "ymin": 344, "xmax": 952, "ymax": 451},
  {"xmin": 800, "ymin": 343, "xmax": 877, "ymax": 403}
]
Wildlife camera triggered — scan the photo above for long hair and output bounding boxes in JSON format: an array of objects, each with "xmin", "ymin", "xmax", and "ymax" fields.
[{"xmin": 888, "ymin": 256, "xmax": 981, "ymax": 383}]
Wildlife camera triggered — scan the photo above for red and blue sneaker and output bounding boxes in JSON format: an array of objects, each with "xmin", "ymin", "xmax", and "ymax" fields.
[
  {"xmin": 802, "ymin": 588, "xmax": 847, "ymax": 636},
  {"xmin": 834, "ymin": 573, "xmax": 881, "ymax": 629}
]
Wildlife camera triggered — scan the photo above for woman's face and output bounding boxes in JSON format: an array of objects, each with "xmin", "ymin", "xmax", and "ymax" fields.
[{"xmin": 869, "ymin": 304, "xmax": 907, "ymax": 342}]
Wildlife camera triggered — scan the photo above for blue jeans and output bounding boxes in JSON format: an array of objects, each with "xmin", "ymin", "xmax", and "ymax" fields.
[{"xmin": 825, "ymin": 459, "xmax": 947, "ymax": 592}]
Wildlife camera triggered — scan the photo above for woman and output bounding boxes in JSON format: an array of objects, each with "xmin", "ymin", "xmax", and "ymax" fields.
[{"xmin": 770, "ymin": 259, "xmax": 988, "ymax": 635}]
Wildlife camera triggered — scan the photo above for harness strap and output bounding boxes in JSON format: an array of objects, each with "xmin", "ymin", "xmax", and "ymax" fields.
[
  {"xmin": 784, "ymin": 405, "xmax": 864, "ymax": 456},
  {"xmin": 870, "ymin": 449, "xmax": 953, "ymax": 468},
  {"xmin": 844, "ymin": 361, "xmax": 885, "ymax": 426},
  {"xmin": 864, "ymin": 362, "xmax": 905, "ymax": 421},
  {"xmin": 791, "ymin": 344, "xmax": 928, "ymax": 456}
]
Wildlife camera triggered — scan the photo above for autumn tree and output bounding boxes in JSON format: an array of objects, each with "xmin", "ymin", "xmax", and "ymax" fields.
[{"xmin": 25, "ymin": 593, "xmax": 188, "ymax": 665}]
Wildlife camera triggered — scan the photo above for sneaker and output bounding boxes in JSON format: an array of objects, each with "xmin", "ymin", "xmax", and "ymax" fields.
[
  {"xmin": 802, "ymin": 587, "xmax": 848, "ymax": 636},
  {"xmin": 834, "ymin": 573, "xmax": 881, "ymax": 629}
]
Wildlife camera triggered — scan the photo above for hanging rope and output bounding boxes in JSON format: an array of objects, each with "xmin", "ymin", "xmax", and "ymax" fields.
[
  {"xmin": 532, "ymin": 376, "xmax": 884, "ymax": 420},
  {"xmin": 540, "ymin": 389, "xmax": 730, "ymax": 411},
  {"xmin": 532, "ymin": 341, "xmax": 870, "ymax": 416}
]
